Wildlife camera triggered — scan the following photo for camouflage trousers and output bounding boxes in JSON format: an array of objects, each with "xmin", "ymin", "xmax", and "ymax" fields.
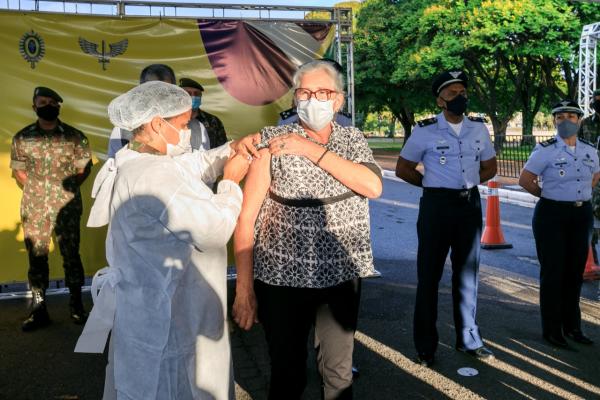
[{"xmin": 22, "ymin": 197, "xmax": 84, "ymax": 290}]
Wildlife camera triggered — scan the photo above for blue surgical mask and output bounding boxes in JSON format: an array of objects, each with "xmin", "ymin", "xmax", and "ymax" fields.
[
  {"xmin": 191, "ymin": 96, "xmax": 201, "ymax": 110},
  {"xmin": 557, "ymin": 120, "xmax": 579, "ymax": 139}
]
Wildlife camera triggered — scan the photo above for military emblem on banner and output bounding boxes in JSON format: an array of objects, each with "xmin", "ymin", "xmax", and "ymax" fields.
[
  {"xmin": 78, "ymin": 37, "xmax": 128, "ymax": 70},
  {"xmin": 19, "ymin": 30, "xmax": 45, "ymax": 69}
]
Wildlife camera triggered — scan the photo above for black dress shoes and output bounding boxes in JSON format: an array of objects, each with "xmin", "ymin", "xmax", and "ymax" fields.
[
  {"xmin": 565, "ymin": 330, "xmax": 594, "ymax": 345},
  {"xmin": 416, "ymin": 353, "xmax": 435, "ymax": 367},
  {"xmin": 456, "ymin": 345, "xmax": 495, "ymax": 360},
  {"xmin": 543, "ymin": 333, "xmax": 569, "ymax": 348}
]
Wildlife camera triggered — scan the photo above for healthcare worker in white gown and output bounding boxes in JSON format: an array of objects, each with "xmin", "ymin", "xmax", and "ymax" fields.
[{"xmin": 75, "ymin": 81, "xmax": 255, "ymax": 400}]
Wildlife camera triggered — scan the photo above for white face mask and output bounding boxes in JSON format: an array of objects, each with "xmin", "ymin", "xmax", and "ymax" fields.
[
  {"xmin": 296, "ymin": 98, "xmax": 335, "ymax": 131},
  {"xmin": 160, "ymin": 119, "xmax": 192, "ymax": 156}
]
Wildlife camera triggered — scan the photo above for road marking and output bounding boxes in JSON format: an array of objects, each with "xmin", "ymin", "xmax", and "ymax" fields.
[
  {"xmin": 355, "ymin": 331, "xmax": 485, "ymax": 400},
  {"xmin": 372, "ymin": 198, "xmax": 532, "ymax": 230}
]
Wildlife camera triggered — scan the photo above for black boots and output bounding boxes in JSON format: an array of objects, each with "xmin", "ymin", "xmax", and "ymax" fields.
[
  {"xmin": 69, "ymin": 286, "xmax": 88, "ymax": 325},
  {"xmin": 22, "ymin": 286, "xmax": 87, "ymax": 331},
  {"xmin": 22, "ymin": 288, "xmax": 51, "ymax": 332}
]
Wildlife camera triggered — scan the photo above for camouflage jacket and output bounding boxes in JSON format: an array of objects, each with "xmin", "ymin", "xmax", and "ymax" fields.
[
  {"xmin": 196, "ymin": 109, "xmax": 228, "ymax": 149},
  {"xmin": 11, "ymin": 120, "xmax": 92, "ymax": 213},
  {"xmin": 578, "ymin": 114, "xmax": 600, "ymax": 147},
  {"xmin": 580, "ymin": 115, "xmax": 600, "ymax": 218}
]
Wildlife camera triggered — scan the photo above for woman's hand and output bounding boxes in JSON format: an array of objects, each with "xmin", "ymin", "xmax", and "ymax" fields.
[
  {"xmin": 223, "ymin": 153, "xmax": 251, "ymax": 184},
  {"xmin": 231, "ymin": 133, "xmax": 262, "ymax": 159},
  {"xmin": 268, "ymin": 133, "xmax": 322, "ymax": 161},
  {"xmin": 232, "ymin": 288, "xmax": 258, "ymax": 331}
]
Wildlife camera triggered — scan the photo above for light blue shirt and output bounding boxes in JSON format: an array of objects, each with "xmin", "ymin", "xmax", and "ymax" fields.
[
  {"xmin": 400, "ymin": 112, "xmax": 496, "ymax": 189},
  {"xmin": 523, "ymin": 135, "xmax": 600, "ymax": 201}
]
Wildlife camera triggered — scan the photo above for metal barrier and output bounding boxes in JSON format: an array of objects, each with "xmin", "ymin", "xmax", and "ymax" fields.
[
  {"xmin": 494, "ymin": 135, "xmax": 553, "ymax": 178},
  {"xmin": 366, "ymin": 134, "xmax": 555, "ymax": 179}
]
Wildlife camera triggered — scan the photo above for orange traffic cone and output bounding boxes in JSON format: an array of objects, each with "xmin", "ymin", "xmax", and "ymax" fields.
[
  {"xmin": 481, "ymin": 177, "xmax": 513, "ymax": 249},
  {"xmin": 583, "ymin": 246, "xmax": 600, "ymax": 281}
]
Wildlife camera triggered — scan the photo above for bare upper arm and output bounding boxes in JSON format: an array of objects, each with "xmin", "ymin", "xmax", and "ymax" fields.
[
  {"xmin": 480, "ymin": 156, "xmax": 497, "ymax": 169},
  {"xmin": 396, "ymin": 156, "xmax": 418, "ymax": 174},
  {"xmin": 239, "ymin": 149, "xmax": 271, "ymax": 223},
  {"xmin": 519, "ymin": 169, "xmax": 537, "ymax": 186}
]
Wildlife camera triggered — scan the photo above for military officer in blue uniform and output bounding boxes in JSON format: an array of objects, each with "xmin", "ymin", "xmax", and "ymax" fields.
[
  {"xmin": 519, "ymin": 100, "xmax": 600, "ymax": 348},
  {"xmin": 396, "ymin": 70, "xmax": 497, "ymax": 366}
]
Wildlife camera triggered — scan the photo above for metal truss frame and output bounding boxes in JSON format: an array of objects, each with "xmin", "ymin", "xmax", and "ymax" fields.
[
  {"xmin": 578, "ymin": 22, "xmax": 600, "ymax": 117},
  {"xmin": 1, "ymin": 1, "xmax": 355, "ymax": 122}
]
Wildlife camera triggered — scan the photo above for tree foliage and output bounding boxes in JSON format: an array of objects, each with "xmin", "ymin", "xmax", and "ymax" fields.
[
  {"xmin": 354, "ymin": 0, "xmax": 432, "ymax": 138},
  {"xmin": 354, "ymin": 0, "xmax": 600, "ymax": 137}
]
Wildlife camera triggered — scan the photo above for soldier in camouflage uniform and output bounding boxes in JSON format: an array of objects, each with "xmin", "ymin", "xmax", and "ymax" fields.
[
  {"xmin": 10, "ymin": 87, "xmax": 92, "ymax": 331},
  {"xmin": 179, "ymin": 78, "xmax": 228, "ymax": 149},
  {"xmin": 578, "ymin": 89, "xmax": 600, "ymax": 264}
]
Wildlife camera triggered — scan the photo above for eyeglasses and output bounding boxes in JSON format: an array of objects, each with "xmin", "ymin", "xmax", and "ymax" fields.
[{"xmin": 294, "ymin": 88, "xmax": 338, "ymax": 102}]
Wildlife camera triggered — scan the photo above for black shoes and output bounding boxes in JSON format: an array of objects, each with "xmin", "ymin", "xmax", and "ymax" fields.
[
  {"xmin": 69, "ymin": 288, "xmax": 88, "ymax": 325},
  {"xmin": 456, "ymin": 345, "xmax": 495, "ymax": 360},
  {"xmin": 22, "ymin": 305, "xmax": 51, "ymax": 332},
  {"xmin": 416, "ymin": 353, "xmax": 435, "ymax": 367},
  {"xmin": 416, "ymin": 345, "xmax": 494, "ymax": 366},
  {"xmin": 543, "ymin": 333, "xmax": 569, "ymax": 348},
  {"xmin": 22, "ymin": 288, "xmax": 51, "ymax": 332},
  {"xmin": 565, "ymin": 330, "xmax": 594, "ymax": 345}
]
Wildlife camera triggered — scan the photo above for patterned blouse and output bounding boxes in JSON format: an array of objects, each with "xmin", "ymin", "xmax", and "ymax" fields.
[{"xmin": 253, "ymin": 122, "xmax": 380, "ymax": 288}]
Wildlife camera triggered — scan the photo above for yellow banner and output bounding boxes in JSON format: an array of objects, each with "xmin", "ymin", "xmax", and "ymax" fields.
[{"xmin": 0, "ymin": 10, "xmax": 333, "ymax": 283}]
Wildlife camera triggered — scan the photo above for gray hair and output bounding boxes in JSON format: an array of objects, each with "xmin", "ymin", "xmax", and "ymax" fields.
[{"xmin": 292, "ymin": 60, "xmax": 345, "ymax": 93}]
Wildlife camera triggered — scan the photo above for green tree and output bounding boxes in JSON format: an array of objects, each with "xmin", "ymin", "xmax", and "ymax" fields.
[
  {"xmin": 355, "ymin": 0, "xmax": 600, "ymax": 140},
  {"xmin": 354, "ymin": 0, "xmax": 433, "ymax": 139}
]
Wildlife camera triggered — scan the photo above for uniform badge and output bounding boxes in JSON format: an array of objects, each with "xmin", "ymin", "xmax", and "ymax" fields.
[
  {"xmin": 559, "ymin": 169, "xmax": 566, "ymax": 177},
  {"xmin": 79, "ymin": 37, "xmax": 128, "ymax": 70},
  {"xmin": 439, "ymin": 156, "xmax": 447, "ymax": 165},
  {"xmin": 19, "ymin": 30, "xmax": 45, "ymax": 69}
]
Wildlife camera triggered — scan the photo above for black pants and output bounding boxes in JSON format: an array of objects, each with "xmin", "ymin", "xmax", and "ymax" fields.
[
  {"xmin": 532, "ymin": 198, "xmax": 592, "ymax": 336},
  {"xmin": 414, "ymin": 187, "xmax": 484, "ymax": 356},
  {"xmin": 255, "ymin": 278, "xmax": 361, "ymax": 400}
]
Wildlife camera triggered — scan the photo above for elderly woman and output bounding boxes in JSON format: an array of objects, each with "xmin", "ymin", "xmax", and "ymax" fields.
[
  {"xmin": 76, "ymin": 81, "xmax": 253, "ymax": 400},
  {"xmin": 232, "ymin": 60, "xmax": 382, "ymax": 399},
  {"xmin": 519, "ymin": 100, "xmax": 600, "ymax": 348}
]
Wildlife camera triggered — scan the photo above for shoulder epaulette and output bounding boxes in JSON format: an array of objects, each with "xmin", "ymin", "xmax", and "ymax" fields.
[
  {"xmin": 579, "ymin": 137, "xmax": 595, "ymax": 147},
  {"xmin": 279, "ymin": 108, "xmax": 297, "ymax": 120},
  {"xmin": 417, "ymin": 117, "xmax": 437, "ymax": 128},
  {"xmin": 540, "ymin": 137, "xmax": 557, "ymax": 147},
  {"xmin": 467, "ymin": 116, "xmax": 487, "ymax": 123}
]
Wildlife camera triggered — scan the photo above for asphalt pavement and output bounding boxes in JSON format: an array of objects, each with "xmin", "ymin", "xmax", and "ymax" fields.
[{"xmin": 1, "ymin": 172, "xmax": 600, "ymax": 400}]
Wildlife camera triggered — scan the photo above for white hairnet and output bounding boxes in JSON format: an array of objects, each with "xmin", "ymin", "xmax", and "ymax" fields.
[{"xmin": 108, "ymin": 81, "xmax": 192, "ymax": 131}]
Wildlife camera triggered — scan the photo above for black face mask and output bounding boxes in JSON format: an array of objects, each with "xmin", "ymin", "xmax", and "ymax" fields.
[
  {"xmin": 36, "ymin": 104, "xmax": 60, "ymax": 121},
  {"xmin": 444, "ymin": 94, "xmax": 468, "ymax": 116},
  {"xmin": 593, "ymin": 100, "xmax": 600, "ymax": 114}
]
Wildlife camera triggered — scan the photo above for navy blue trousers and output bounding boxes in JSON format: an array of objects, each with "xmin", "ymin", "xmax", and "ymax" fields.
[
  {"xmin": 414, "ymin": 188, "xmax": 484, "ymax": 356},
  {"xmin": 532, "ymin": 198, "xmax": 592, "ymax": 336}
]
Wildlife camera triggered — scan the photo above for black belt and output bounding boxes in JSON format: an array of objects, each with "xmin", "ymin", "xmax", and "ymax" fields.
[
  {"xmin": 540, "ymin": 198, "xmax": 590, "ymax": 208},
  {"xmin": 268, "ymin": 190, "xmax": 358, "ymax": 208},
  {"xmin": 423, "ymin": 186, "xmax": 477, "ymax": 198}
]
